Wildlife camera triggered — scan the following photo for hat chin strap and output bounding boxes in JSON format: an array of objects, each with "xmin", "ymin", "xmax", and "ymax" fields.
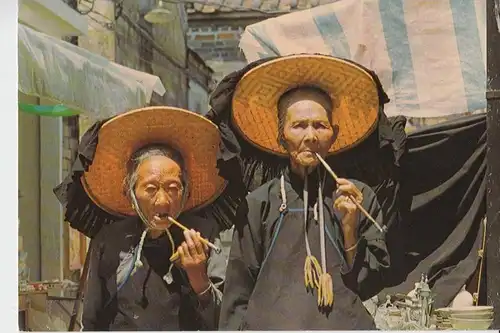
[
  {"xmin": 128, "ymin": 187, "xmax": 177, "ymax": 282},
  {"xmin": 129, "ymin": 186, "xmax": 188, "ymax": 229},
  {"xmin": 129, "ymin": 189, "xmax": 155, "ymax": 229}
]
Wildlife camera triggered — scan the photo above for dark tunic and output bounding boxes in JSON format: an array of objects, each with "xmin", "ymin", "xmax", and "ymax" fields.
[
  {"xmin": 219, "ymin": 168, "xmax": 390, "ymax": 330},
  {"xmin": 82, "ymin": 215, "xmax": 226, "ymax": 331}
]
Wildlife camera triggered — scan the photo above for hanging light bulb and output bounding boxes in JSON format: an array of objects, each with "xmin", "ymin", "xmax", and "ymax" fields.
[{"xmin": 144, "ymin": 0, "xmax": 175, "ymax": 25}]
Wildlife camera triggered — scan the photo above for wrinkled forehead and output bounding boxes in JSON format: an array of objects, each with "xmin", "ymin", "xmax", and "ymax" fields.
[
  {"xmin": 136, "ymin": 155, "xmax": 184, "ymax": 180},
  {"xmin": 278, "ymin": 87, "xmax": 333, "ymax": 116}
]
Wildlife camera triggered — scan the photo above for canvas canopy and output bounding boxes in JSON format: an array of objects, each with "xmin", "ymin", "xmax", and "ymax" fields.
[{"xmin": 18, "ymin": 23, "xmax": 166, "ymax": 120}]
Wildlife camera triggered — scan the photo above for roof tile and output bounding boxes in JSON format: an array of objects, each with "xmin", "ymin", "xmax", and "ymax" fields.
[{"xmin": 186, "ymin": 0, "xmax": 338, "ymax": 14}]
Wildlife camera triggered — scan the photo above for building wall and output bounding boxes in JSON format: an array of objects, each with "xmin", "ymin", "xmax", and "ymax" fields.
[
  {"xmin": 188, "ymin": 80, "xmax": 209, "ymax": 115},
  {"xmin": 186, "ymin": 3, "xmax": 335, "ymax": 81},
  {"xmin": 18, "ymin": 93, "xmax": 41, "ymax": 281},
  {"xmin": 115, "ymin": 0, "xmax": 189, "ymax": 107},
  {"xmin": 207, "ymin": 59, "xmax": 247, "ymax": 82},
  {"xmin": 77, "ymin": 0, "xmax": 116, "ymax": 62},
  {"xmin": 187, "ymin": 25, "xmax": 244, "ymax": 62},
  {"xmin": 62, "ymin": 116, "xmax": 80, "ymax": 275},
  {"xmin": 79, "ymin": 0, "xmax": 189, "ymax": 109},
  {"xmin": 187, "ymin": 49, "xmax": 213, "ymax": 114},
  {"xmin": 38, "ymin": 100, "xmax": 66, "ymax": 281},
  {"xmin": 18, "ymin": 92, "xmax": 70, "ymax": 281},
  {"xmin": 187, "ymin": 24, "xmax": 246, "ymax": 81}
]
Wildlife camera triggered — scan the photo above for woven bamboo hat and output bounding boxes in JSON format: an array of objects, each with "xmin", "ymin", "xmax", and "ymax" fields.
[
  {"xmin": 81, "ymin": 106, "xmax": 226, "ymax": 216},
  {"xmin": 231, "ymin": 54, "xmax": 380, "ymax": 156}
]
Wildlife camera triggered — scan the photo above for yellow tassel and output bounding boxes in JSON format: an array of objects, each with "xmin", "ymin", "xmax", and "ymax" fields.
[
  {"xmin": 328, "ymin": 274, "xmax": 334, "ymax": 305},
  {"xmin": 317, "ymin": 277, "xmax": 322, "ymax": 305},
  {"xmin": 318, "ymin": 273, "xmax": 334, "ymax": 308},
  {"xmin": 304, "ymin": 255, "xmax": 322, "ymax": 290},
  {"xmin": 169, "ymin": 251, "xmax": 180, "ymax": 263}
]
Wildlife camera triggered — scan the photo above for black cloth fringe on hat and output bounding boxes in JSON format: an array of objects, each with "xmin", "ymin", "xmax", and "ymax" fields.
[
  {"xmin": 206, "ymin": 54, "xmax": 406, "ymax": 231},
  {"xmin": 53, "ymin": 119, "xmax": 123, "ymax": 238},
  {"xmin": 53, "ymin": 118, "xmax": 238, "ymax": 238}
]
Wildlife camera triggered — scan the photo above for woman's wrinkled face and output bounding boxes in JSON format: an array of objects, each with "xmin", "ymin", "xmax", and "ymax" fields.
[
  {"xmin": 133, "ymin": 155, "xmax": 185, "ymax": 229},
  {"xmin": 282, "ymin": 90, "xmax": 335, "ymax": 168}
]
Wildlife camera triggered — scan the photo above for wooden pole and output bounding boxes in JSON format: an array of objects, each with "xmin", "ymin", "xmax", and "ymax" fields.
[
  {"xmin": 486, "ymin": 0, "xmax": 500, "ymax": 328},
  {"xmin": 68, "ymin": 249, "xmax": 92, "ymax": 331}
]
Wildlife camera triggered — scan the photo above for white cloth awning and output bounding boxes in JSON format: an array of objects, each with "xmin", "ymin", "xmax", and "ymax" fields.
[
  {"xmin": 239, "ymin": 0, "xmax": 486, "ymax": 118},
  {"xmin": 18, "ymin": 23, "xmax": 167, "ymax": 120}
]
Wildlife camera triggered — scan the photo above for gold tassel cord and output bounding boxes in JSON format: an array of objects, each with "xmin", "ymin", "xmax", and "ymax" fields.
[
  {"xmin": 327, "ymin": 273, "xmax": 334, "ymax": 305},
  {"xmin": 301, "ymin": 171, "xmax": 334, "ymax": 309},
  {"xmin": 317, "ymin": 172, "xmax": 334, "ymax": 309},
  {"xmin": 318, "ymin": 273, "xmax": 334, "ymax": 308},
  {"xmin": 304, "ymin": 255, "xmax": 322, "ymax": 289},
  {"xmin": 303, "ymin": 174, "xmax": 323, "ymax": 291}
]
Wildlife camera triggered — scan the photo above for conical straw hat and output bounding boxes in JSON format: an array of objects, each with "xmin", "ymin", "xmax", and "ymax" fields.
[
  {"xmin": 81, "ymin": 106, "xmax": 226, "ymax": 216},
  {"xmin": 232, "ymin": 54, "xmax": 380, "ymax": 156}
]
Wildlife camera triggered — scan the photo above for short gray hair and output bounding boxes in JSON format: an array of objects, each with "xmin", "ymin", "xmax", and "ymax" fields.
[
  {"xmin": 276, "ymin": 86, "xmax": 334, "ymax": 147},
  {"xmin": 123, "ymin": 144, "xmax": 189, "ymax": 205}
]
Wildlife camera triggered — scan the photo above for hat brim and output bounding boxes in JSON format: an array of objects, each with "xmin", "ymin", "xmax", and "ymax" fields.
[
  {"xmin": 231, "ymin": 54, "xmax": 380, "ymax": 156},
  {"xmin": 81, "ymin": 106, "xmax": 226, "ymax": 216}
]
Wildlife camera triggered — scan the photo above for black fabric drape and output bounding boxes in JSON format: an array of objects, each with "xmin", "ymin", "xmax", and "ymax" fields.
[
  {"xmin": 205, "ymin": 55, "xmax": 487, "ymax": 307},
  {"xmin": 380, "ymin": 114, "xmax": 486, "ymax": 307},
  {"xmin": 53, "ymin": 119, "xmax": 119, "ymax": 238}
]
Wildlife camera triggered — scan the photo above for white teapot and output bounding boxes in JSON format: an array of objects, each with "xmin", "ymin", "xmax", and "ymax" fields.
[{"xmin": 451, "ymin": 285, "xmax": 474, "ymax": 308}]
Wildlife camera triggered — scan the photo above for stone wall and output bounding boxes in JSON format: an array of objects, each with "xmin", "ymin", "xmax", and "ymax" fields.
[
  {"xmin": 187, "ymin": 25, "xmax": 244, "ymax": 62},
  {"xmin": 187, "ymin": 24, "xmax": 247, "ymax": 82},
  {"xmin": 62, "ymin": 117, "xmax": 79, "ymax": 178}
]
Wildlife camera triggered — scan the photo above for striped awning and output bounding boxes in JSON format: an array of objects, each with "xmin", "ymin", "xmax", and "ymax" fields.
[{"xmin": 239, "ymin": 0, "xmax": 486, "ymax": 118}]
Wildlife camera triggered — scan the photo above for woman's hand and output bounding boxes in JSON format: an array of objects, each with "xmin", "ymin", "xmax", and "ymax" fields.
[
  {"xmin": 177, "ymin": 229, "xmax": 211, "ymax": 295},
  {"xmin": 334, "ymin": 178, "xmax": 363, "ymax": 216},
  {"xmin": 333, "ymin": 179, "xmax": 362, "ymax": 256}
]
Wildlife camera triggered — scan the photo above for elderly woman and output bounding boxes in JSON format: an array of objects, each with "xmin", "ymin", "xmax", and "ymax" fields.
[
  {"xmin": 55, "ymin": 107, "xmax": 227, "ymax": 331},
  {"xmin": 215, "ymin": 55, "xmax": 391, "ymax": 330}
]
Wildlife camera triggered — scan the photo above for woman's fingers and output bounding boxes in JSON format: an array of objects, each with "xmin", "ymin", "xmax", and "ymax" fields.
[
  {"xmin": 192, "ymin": 230, "xmax": 205, "ymax": 255},
  {"xmin": 181, "ymin": 242, "xmax": 192, "ymax": 259},
  {"xmin": 183, "ymin": 230, "xmax": 198, "ymax": 256},
  {"xmin": 336, "ymin": 179, "xmax": 363, "ymax": 203},
  {"xmin": 196, "ymin": 232, "xmax": 209, "ymax": 253}
]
